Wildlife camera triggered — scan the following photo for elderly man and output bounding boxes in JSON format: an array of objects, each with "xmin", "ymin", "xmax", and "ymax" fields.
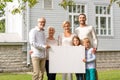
[{"xmin": 29, "ymin": 17, "xmax": 50, "ymax": 80}]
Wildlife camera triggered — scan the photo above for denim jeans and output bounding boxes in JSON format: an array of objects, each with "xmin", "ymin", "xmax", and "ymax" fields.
[{"xmin": 76, "ymin": 73, "xmax": 84, "ymax": 80}]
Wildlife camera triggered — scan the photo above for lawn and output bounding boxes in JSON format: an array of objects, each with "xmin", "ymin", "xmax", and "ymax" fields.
[{"xmin": 0, "ymin": 70, "xmax": 120, "ymax": 80}]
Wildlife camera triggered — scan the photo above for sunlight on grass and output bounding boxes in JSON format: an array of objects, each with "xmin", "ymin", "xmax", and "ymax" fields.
[
  {"xmin": 0, "ymin": 73, "xmax": 31, "ymax": 80},
  {"xmin": 98, "ymin": 70, "xmax": 120, "ymax": 80},
  {"xmin": 0, "ymin": 70, "xmax": 120, "ymax": 80}
]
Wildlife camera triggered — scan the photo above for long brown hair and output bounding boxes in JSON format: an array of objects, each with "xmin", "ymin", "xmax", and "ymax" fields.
[{"xmin": 72, "ymin": 36, "xmax": 81, "ymax": 46}]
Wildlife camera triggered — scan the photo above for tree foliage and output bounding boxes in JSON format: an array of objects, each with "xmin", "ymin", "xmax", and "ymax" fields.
[
  {"xmin": 0, "ymin": 0, "xmax": 75, "ymax": 15},
  {"xmin": 59, "ymin": 0, "xmax": 75, "ymax": 10},
  {"xmin": 0, "ymin": 0, "xmax": 39, "ymax": 15},
  {"xmin": 109, "ymin": 0, "xmax": 120, "ymax": 7},
  {"xmin": 0, "ymin": 0, "xmax": 120, "ymax": 15},
  {"xmin": 0, "ymin": 19, "xmax": 5, "ymax": 32}
]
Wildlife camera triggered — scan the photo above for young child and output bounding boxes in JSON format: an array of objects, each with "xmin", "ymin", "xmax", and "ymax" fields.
[
  {"xmin": 82, "ymin": 38, "xmax": 96, "ymax": 80},
  {"xmin": 72, "ymin": 36, "xmax": 84, "ymax": 80}
]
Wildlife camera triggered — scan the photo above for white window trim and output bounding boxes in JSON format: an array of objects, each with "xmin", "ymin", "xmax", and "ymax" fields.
[
  {"xmin": 68, "ymin": 3, "xmax": 88, "ymax": 33},
  {"xmin": 42, "ymin": 0, "xmax": 53, "ymax": 10},
  {"xmin": 94, "ymin": 5, "xmax": 113, "ymax": 36}
]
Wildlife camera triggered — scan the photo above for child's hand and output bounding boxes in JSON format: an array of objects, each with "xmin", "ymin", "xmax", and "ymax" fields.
[
  {"xmin": 83, "ymin": 58, "xmax": 86, "ymax": 62},
  {"xmin": 46, "ymin": 44, "xmax": 51, "ymax": 49},
  {"xmin": 29, "ymin": 50, "xmax": 33, "ymax": 55}
]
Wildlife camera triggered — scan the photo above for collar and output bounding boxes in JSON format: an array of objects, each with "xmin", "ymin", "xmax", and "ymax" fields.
[{"xmin": 36, "ymin": 26, "xmax": 45, "ymax": 31}]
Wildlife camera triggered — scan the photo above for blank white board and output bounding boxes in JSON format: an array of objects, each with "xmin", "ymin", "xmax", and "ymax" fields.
[{"xmin": 49, "ymin": 46, "xmax": 85, "ymax": 73}]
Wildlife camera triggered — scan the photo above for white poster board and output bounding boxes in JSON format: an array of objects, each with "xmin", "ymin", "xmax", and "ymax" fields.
[{"xmin": 49, "ymin": 46, "xmax": 85, "ymax": 73}]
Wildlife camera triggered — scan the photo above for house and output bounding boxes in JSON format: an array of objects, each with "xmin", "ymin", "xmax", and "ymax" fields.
[{"xmin": 2, "ymin": 0, "xmax": 120, "ymax": 71}]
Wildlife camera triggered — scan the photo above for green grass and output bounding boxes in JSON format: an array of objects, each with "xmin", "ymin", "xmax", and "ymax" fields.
[
  {"xmin": 0, "ymin": 73, "xmax": 31, "ymax": 80},
  {"xmin": 0, "ymin": 70, "xmax": 120, "ymax": 80},
  {"xmin": 98, "ymin": 70, "xmax": 120, "ymax": 80}
]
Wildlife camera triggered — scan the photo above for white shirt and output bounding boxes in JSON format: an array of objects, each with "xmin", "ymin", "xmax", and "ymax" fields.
[
  {"xmin": 86, "ymin": 48, "xmax": 96, "ymax": 69},
  {"xmin": 29, "ymin": 27, "xmax": 46, "ymax": 58},
  {"xmin": 58, "ymin": 33, "xmax": 75, "ymax": 46},
  {"xmin": 46, "ymin": 39, "xmax": 58, "ymax": 60},
  {"xmin": 75, "ymin": 26, "xmax": 98, "ymax": 48}
]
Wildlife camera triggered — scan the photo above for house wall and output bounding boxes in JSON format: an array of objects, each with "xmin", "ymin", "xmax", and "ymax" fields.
[
  {"xmin": 28, "ymin": 0, "xmax": 120, "ymax": 51},
  {"xmin": 96, "ymin": 51, "xmax": 120, "ymax": 70},
  {"xmin": 29, "ymin": 0, "xmax": 68, "ymax": 38},
  {"xmin": 0, "ymin": 45, "xmax": 32, "ymax": 72},
  {"xmin": 97, "ymin": 3, "xmax": 120, "ymax": 51},
  {"xmin": 0, "ymin": 45, "xmax": 119, "ymax": 72}
]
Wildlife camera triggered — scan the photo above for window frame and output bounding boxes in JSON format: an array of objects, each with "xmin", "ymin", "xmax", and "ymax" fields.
[
  {"xmin": 43, "ymin": 0, "xmax": 53, "ymax": 10},
  {"xmin": 95, "ymin": 5, "xmax": 113, "ymax": 36},
  {"xmin": 68, "ymin": 4, "xmax": 87, "ymax": 33}
]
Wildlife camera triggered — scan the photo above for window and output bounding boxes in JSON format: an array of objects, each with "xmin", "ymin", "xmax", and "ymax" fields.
[
  {"xmin": 95, "ymin": 5, "xmax": 112, "ymax": 36},
  {"xmin": 68, "ymin": 4, "xmax": 86, "ymax": 33},
  {"xmin": 0, "ymin": 11, "xmax": 5, "ymax": 33},
  {"xmin": 44, "ymin": 0, "xmax": 53, "ymax": 9}
]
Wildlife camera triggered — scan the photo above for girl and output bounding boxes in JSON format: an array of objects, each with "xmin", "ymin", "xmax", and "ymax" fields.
[
  {"xmin": 83, "ymin": 38, "xmax": 96, "ymax": 80},
  {"xmin": 72, "ymin": 36, "xmax": 84, "ymax": 80}
]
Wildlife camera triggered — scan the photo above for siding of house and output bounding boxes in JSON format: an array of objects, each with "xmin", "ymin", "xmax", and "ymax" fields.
[
  {"xmin": 28, "ymin": 0, "xmax": 120, "ymax": 51},
  {"xmin": 0, "ymin": 45, "xmax": 32, "ymax": 72},
  {"xmin": 29, "ymin": 0, "xmax": 69, "ymax": 38},
  {"xmin": 96, "ymin": 1, "xmax": 120, "ymax": 51}
]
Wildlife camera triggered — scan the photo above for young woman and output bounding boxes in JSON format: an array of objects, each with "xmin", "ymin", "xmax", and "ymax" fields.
[{"xmin": 58, "ymin": 21, "xmax": 75, "ymax": 80}]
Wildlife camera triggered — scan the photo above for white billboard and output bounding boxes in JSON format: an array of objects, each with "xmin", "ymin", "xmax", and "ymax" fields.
[{"xmin": 49, "ymin": 46, "xmax": 85, "ymax": 73}]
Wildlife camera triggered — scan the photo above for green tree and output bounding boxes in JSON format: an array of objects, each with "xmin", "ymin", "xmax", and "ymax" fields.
[
  {"xmin": 109, "ymin": 0, "xmax": 120, "ymax": 7},
  {"xmin": 0, "ymin": 19, "xmax": 5, "ymax": 32},
  {"xmin": 0, "ymin": 0, "xmax": 74, "ymax": 14},
  {"xmin": 0, "ymin": 0, "xmax": 74, "ymax": 32}
]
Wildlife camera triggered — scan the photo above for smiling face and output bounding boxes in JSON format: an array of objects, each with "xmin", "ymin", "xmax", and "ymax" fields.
[
  {"xmin": 48, "ymin": 27, "xmax": 55, "ymax": 37},
  {"xmin": 83, "ymin": 38, "xmax": 90, "ymax": 49},
  {"xmin": 37, "ymin": 17, "xmax": 46, "ymax": 29},
  {"xmin": 79, "ymin": 14, "xmax": 86, "ymax": 26},
  {"xmin": 63, "ymin": 23, "xmax": 71, "ymax": 31},
  {"xmin": 72, "ymin": 36, "xmax": 81, "ymax": 46},
  {"xmin": 62, "ymin": 21, "xmax": 71, "ymax": 32}
]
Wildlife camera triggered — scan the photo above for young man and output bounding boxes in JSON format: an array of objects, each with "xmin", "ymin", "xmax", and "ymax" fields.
[
  {"xmin": 75, "ymin": 14, "xmax": 98, "ymax": 49},
  {"xmin": 29, "ymin": 17, "xmax": 50, "ymax": 80},
  {"xmin": 75, "ymin": 13, "xmax": 98, "ymax": 80}
]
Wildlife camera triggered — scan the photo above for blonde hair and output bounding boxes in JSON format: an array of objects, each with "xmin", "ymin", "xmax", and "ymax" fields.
[
  {"xmin": 62, "ymin": 21, "xmax": 71, "ymax": 28},
  {"xmin": 82, "ymin": 38, "xmax": 90, "ymax": 44}
]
